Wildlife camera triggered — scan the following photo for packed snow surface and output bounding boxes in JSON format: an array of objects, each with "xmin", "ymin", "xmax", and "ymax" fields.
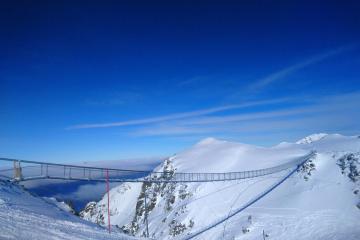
[
  {"xmin": 82, "ymin": 133, "xmax": 360, "ymax": 240},
  {"xmin": 0, "ymin": 180, "xmax": 139, "ymax": 240}
]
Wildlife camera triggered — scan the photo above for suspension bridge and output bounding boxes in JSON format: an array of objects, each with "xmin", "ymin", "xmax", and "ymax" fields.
[
  {"xmin": 0, "ymin": 152, "xmax": 314, "ymax": 183},
  {"xmin": 0, "ymin": 151, "xmax": 315, "ymax": 239}
]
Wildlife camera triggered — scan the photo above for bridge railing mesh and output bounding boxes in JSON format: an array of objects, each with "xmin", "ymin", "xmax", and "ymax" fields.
[{"xmin": 0, "ymin": 151, "xmax": 315, "ymax": 182}]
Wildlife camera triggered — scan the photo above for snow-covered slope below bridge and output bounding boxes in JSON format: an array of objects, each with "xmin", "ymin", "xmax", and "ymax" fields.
[
  {"xmin": 81, "ymin": 134, "xmax": 360, "ymax": 240},
  {"xmin": 0, "ymin": 180, "xmax": 138, "ymax": 240}
]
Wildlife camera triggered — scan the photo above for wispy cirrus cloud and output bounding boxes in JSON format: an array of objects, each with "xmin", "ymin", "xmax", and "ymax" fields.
[
  {"xmin": 248, "ymin": 45, "xmax": 356, "ymax": 91},
  {"xmin": 131, "ymin": 91, "xmax": 360, "ymax": 137},
  {"xmin": 67, "ymin": 45, "xmax": 358, "ymax": 137},
  {"xmin": 67, "ymin": 98, "xmax": 290, "ymax": 129}
]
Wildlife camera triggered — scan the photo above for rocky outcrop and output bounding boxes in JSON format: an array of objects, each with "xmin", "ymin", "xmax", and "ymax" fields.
[{"xmin": 121, "ymin": 158, "xmax": 193, "ymax": 237}]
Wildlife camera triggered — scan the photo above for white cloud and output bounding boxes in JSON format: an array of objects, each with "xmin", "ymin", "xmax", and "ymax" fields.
[
  {"xmin": 131, "ymin": 91, "xmax": 360, "ymax": 137},
  {"xmin": 67, "ymin": 98, "xmax": 290, "ymax": 129}
]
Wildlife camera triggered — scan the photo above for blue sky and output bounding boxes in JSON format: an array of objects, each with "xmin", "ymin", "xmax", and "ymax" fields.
[{"xmin": 1, "ymin": 1, "xmax": 360, "ymax": 163}]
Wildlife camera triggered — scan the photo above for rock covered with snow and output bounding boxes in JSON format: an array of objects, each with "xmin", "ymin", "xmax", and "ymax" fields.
[{"xmin": 42, "ymin": 197, "xmax": 76, "ymax": 214}]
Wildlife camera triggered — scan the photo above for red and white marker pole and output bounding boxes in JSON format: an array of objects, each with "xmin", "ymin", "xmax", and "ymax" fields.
[{"xmin": 106, "ymin": 169, "xmax": 111, "ymax": 233}]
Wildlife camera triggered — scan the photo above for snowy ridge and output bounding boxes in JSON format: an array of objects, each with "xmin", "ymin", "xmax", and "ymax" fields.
[
  {"xmin": 296, "ymin": 133, "xmax": 328, "ymax": 144},
  {"xmin": 81, "ymin": 133, "xmax": 360, "ymax": 240}
]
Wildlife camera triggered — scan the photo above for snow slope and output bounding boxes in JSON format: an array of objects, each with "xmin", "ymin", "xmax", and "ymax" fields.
[
  {"xmin": 0, "ymin": 180, "xmax": 139, "ymax": 240},
  {"xmin": 42, "ymin": 197, "xmax": 76, "ymax": 214},
  {"xmin": 81, "ymin": 134, "xmax": 360, "ymax": 239}
]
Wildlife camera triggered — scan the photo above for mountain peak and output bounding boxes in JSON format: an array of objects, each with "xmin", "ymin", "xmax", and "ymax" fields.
[{"xmin": 296, "ymin": 133, "xmax": 328, "ymax": 144}]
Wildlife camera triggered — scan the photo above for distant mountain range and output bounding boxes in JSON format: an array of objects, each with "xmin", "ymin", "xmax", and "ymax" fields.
[{"xmin": 80, "ymin": 133, "xmax": 360, "ymax": 239}]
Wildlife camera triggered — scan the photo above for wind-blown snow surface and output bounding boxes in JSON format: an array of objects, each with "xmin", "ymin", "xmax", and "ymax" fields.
[
  {"xmin": 0, "ymin": 180, "xmax": 138, "ymax": 240},
  {"xmin": 81, "ymin": 134, "xmax": 360, "ymax": 240}
]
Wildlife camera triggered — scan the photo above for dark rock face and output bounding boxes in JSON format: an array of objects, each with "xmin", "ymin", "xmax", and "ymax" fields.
[
  {"xmin": 79, "ymin": 201, "xmax": 105, "ymax": 225},
  {"xmin": 337, "ymin": 153, "xmax": 360, "ymax": 210},
  {"xmin": 298, "ymin": 155, "xmax": 316, "ymax": 181},
  {"xmin": 337, "ymin": 153, "xmax": 360, "ymax": 183},
  {"xmin": 121, "ymin": 158, "xmax": 194, "ymax": 237}
]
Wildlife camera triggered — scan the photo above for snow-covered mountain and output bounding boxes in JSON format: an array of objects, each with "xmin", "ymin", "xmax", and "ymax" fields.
[
  {"xmin": 81, "ymin": 134, "xmax": 360, "ymax": 240},
  {"xmin": 0, "ymin": 180, "xmax": 138, "ymax": 240}
]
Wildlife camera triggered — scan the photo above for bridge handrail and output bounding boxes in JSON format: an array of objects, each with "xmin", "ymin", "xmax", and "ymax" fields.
[
  {"xmin": 0, "ymin": 157, "xmax": 153, "ymax": 174},
  {"xmin": 0, "ymin": 151, "xmax": 315, "ymax": 183}
]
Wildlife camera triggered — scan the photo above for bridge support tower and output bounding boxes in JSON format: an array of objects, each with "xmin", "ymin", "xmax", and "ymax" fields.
[{"xmin": 13, "ymin": 161, "xmax": 23, "ymax": 181}]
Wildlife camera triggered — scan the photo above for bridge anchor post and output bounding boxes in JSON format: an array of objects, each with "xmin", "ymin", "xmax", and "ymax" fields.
[{"xmin": 13, "ymin": 160, "xmax": 23, "ymax": 181}]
